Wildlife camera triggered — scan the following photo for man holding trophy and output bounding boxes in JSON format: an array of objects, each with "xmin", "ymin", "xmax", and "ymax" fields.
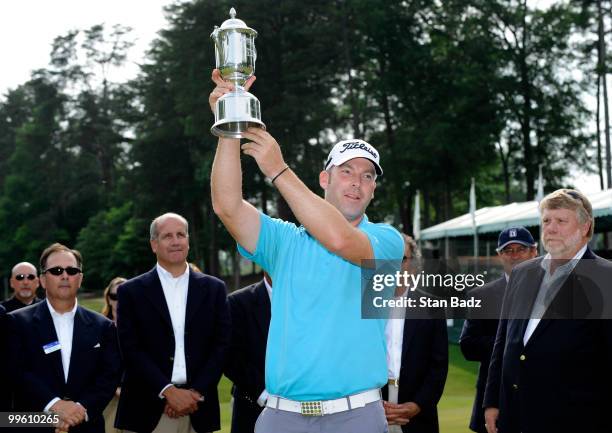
[{"xmin": 209, "ymin": 9, "xmax": 403, "ymax": 433}]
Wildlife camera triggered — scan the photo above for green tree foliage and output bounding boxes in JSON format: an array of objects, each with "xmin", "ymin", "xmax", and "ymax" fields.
[
  {"xmin": 75, "ymin": 203, "xmax": 151, "ymax": 290},
  {"xmin": 0, "ymin": 74, "xmax": 101, "ymax": 271},
  {"xmin": 0, "ymin": 0, "xmax": 600, "ymax": 290},
  {"xmin": 330, "ymin": 0, "xmax": 502, "ymax": 229},
  {"xmin": 0, "ymin": 25, "xmax": 135, "ymax": 287},
  {"xmin": 475, "ymin": 0, "xmax": 592, "ymax": 200}
]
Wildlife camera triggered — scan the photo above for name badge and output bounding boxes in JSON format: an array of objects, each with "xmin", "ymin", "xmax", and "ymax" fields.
[{"xmin": 43, "ymin": 341, "xmax": 61, "ymax": 355}]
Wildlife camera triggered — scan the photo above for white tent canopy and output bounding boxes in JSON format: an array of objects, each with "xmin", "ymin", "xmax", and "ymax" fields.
[{"xmin": 420, "ymin": 188, "xmax": 612, "ymax": 240}]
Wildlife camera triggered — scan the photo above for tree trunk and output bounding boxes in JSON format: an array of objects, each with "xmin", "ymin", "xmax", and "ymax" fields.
[
  {"xmin": 433, "ymin": 189, "xmax": 443, "ymax": 224},
  {"xmin": 497, "ymin": 141, "xmax": 511, "ymax": 203},
  {"xmin": 189, "ymin": 207, "xmax": 201, "ymax": 268},
  {"xmin": 406, "ymin": 193, "xmax": 413, "ymax": 237},
  {"xmin": 339, "ymin": 0, "xmax": 362, "ymax": 137},
  {"xmin": 377, "ymin": 56, "xmax": 396, "ymax": 149},
  {"xmin": 598, "ymin": 0, "xmax": 612, "ymax": 188},
  {"xmin": 261, "ymin": 179, "xmax": 268, "ymax": 215},
  {"xmin": 232, "ymin": 251, "xmax": 241, "ymax": 292},
  {"xmin": 398, "ymin": 192, "xmax": 412, "ymax": 235},
  {"xmin": 423, "ymin": 187, "xmax": 431, "ymax": 228},
  {"xmin": 519, "ymin": 1, "xmax": 534, "ymax": 199},
  {"xmin": 277, "ymin": 195, "xmax": 295, "ymax": 223},
  {"xmin": 207, "ymin": 205, "xmax": 220, "ymax": 277},
  {"xmin": 444, "ymin": 172, "xmax": 452, "ymax": 221},
  {"xmin": 597, "ymin": 69, "xmax": 605, "ymax": 190}
]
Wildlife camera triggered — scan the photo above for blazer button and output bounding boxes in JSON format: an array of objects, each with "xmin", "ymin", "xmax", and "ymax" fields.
[
  {"xmin": 169, "ymin": 356, "xmax": 174, "ymax": 361},
  {"xmin": 519, "ymin": 355, "xmax": 526, "ymax": 361},
  {"xmin": 512, "ymin": 384, "xmax": 519, "ymax": 390}
]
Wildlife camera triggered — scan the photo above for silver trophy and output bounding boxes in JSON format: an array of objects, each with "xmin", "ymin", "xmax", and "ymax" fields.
[{"xmin": 211, "ymin": 7, "xmax": 265, "ymax": 138}]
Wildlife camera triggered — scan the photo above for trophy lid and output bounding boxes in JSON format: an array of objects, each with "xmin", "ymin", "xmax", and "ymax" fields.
[{"xmin": 218, "ymin": 7, "xmax": 257, "ymax": 35}]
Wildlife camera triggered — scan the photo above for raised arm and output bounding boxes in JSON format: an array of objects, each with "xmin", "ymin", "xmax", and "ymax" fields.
[
  {"xmin": 240, "ymin": 128, "xmax": 374, "ymax": 265},
  {"xmin": 209, "ymin": 70, "xmax": 374, "ymax": 264},
  {"xmin": 209, "ymin": 70, "xmax": 261, "ymax": 253}
]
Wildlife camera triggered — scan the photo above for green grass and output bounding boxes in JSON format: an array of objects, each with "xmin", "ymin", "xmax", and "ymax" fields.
[
  {"xmin": 80, "ymin": 294, "xmax": 105, "ymax": 313},
  {"xmin": 219, "ymin": 376, "xmax": 232, "ymax": 433},
  {"xmin": 439, "ymin": 344, "xmax": 478, "ymax": 433},
  {"xmin": 80, "ymin": 297, "xmax": 478, "ymax": 432}
]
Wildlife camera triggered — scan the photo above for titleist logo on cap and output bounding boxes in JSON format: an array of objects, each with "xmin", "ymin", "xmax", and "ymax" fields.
[{"xmin": 339, "ymin": 141, "xmax": 378, "ymax": 159}]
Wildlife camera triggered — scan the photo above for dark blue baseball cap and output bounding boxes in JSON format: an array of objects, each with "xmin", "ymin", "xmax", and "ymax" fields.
[{"xmin": 497, "ymin": 226, "xmax": 536, "ymax": 251}]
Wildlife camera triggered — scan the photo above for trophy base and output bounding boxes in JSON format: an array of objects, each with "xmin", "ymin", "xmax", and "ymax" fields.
[
  {"xmin": 211, "ymin": 89, "xmax": 265, "ymax": 139},
  {"xmin": 211, "ymin": 120, "xmax": 266, "ymax": 138}
]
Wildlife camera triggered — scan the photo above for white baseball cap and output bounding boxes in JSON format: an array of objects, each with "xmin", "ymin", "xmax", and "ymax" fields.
[{"xmin": 324, "ymin": 139, "xmax": 383, "ymax": 176}]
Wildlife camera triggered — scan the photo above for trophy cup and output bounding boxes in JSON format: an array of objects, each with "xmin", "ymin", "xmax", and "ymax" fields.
[{"xmin": 210, "ymin": 7, "xmax": 265, "ymax": 138}]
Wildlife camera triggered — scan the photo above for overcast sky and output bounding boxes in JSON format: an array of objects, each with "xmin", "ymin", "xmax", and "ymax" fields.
[
  {"xmin": 0, "ymin": 0, "xmax": 170, "ymax": 95},
  {"xmin": 0, "ymin": 0, "xmax": 600, "ymax": 193}
]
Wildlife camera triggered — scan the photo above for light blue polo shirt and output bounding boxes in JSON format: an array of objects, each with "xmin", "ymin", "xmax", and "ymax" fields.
[{"xmin": 238, "ymin": 212, "xmax": 404, "ymax": 401}]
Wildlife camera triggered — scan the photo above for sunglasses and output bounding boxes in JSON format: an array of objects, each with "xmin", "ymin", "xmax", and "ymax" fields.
[
  {"xmin": 15, "ymin": 273, "xmax": 37, "ymax": 281},
  {"xmin": 43, "ymin": 266, "xmax": 82, "ymax": 276},
  {"xmin": 108, "ymin": 292, "xmax": 118, "ymax": 301}
]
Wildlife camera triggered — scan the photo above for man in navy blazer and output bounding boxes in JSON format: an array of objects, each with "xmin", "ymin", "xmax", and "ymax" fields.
[
  {"xmin": 460, "ymin": 227, "xmax": 537, "ymax": 433},
  {"xmin": 382, "ymin": 235, "xmax": 448, "ymax": 433},
  {"xmin": 116, "ymin": 213, "xmax": 231, "ymax": 433},
  {"xmin": 484, "ymin": 189, "xmax": 612, "ymax": 433},
  {"xmin": 225, "ymin": 275, "xmax": 271, "ymax": 433},
  {"xmin": 382, "ymin": 316, "xmax": 448, "ymax": 433},
  {"xmin": 7, "ymin": 243, "xmax": 121, "ymax": 433}
]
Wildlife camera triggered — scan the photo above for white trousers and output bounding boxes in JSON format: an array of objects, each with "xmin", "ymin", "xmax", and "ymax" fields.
[{"xmin": 387, "ymin": 384, "xmax": 403, "ymax": 433}]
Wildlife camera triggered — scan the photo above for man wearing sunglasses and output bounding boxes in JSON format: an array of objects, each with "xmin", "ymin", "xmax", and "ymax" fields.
[
  {"xmin": 6, "ymin": 243, "xmax": 121, "ymax": 433},
  {"xmin": 459, "ymin": 227, "xmax": 537, "ymax": 433},
  {"xmin": 1, "ymin": 262, "xmax": 41, "ymax": 313}
]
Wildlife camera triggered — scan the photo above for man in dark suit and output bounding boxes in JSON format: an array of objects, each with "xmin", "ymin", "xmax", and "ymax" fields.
[
  {"xmin": 116, "ymin": 212, "xmax": 231, "ymax": 433},
  {"xmin": 484, "ymin": 189, "xmax": 612, "ymax": 433},
  {"xmin": 0, "ymin": 304, "xmax": 8, "ymax": 411},
  {"xmin": 459, "ymin": 227, "xmax": 537, "ymax": 433},
  {"xmin": 7, "ymin": 243, "xmax": 121, "ymax": 433},
  {"xmin": 383, "ymin": 234, "xmax": 448, "ymax": 433},
  {"xmin": 225, "ymin": 274, "xmax": 271, "ymax": 433},
  {"xmin": 2, "ymin": 261, "xmax": 42, "ymax": 312}
]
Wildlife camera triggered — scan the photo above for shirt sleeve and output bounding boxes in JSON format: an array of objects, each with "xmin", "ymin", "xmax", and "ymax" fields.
[
  {"xmin": 44, "ymin": 397, "xmax": 60, "ymax": 413},
  {"xmin": 361, "ymin": 224, "xmax": 404, "ymax": 310},
  {"xmin": 364, "ymin": 223, "xmax": 405, "ymax": 261},
  {"xmin": 237, "ymin": 212, "xmax": 298, "ymax": 275}
]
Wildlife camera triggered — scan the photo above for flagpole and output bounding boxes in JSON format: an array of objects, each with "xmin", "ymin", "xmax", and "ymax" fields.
[
  {"xmin": 535, "ymin": 164, "xmax": 544, "ymax": 255},
  {"xmin": 413, "ymin": 190, "xmax": 421, "ymax": 247},
  {"xmin": 470, "ymin": 178, "xmax": 478, "ymax": 273}
]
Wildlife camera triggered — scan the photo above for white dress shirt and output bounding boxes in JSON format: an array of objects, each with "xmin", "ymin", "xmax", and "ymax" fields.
[
  {"xmin": 43, "ymin": 299, "xmax": 77, "ymax": 412},
  {"xmin": 385, "ymin": 288, "xmax": 407, "ymax": 381},
  {"xmin": 257, "ymin": 277, "xmax": 273, "ymax": 407},
  {"xmin": 523, "ymin": 244, "xmax": 587, "ymax": 345},
  {"xmin": 385, "ymin": 289, "xmax": 406, "ymax": 433},
  {"xmin": 157, "ymin": 262, "xmax": 190, "ymax": 395}
]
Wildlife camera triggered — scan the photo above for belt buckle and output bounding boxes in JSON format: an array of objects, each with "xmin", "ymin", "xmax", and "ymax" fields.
[
  {"xmin": 300, "ymin": 401, "xmax": 323, "ymax": 416},
  {"xmin": 388, "ymin": 378, "xmax": 399, "ymax": 387}
]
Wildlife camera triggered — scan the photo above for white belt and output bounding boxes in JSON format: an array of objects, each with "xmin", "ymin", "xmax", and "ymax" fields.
[{"xmin": 266, "ymin": 388, "xmax": 381, "ymax": 416}]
